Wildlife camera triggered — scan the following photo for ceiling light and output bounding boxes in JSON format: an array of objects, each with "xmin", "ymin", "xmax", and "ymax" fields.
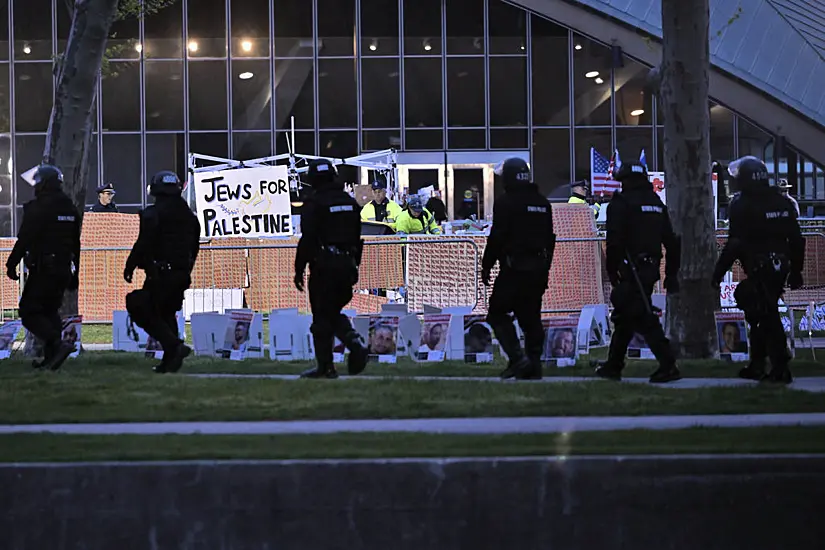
[
  {"xmin": 369, "ymin": 39, "xmax": 378, "ymax": 51},
  {"xmin": 188, "ymin": 40, "xmax": 199, "ymax": 52},
  {"xmin": 594, "ymin": 77, "xmax": 604, "ymax": 84},
  {"xmin": 575, "ymin": 44, "xmax": 582, "ymax": 51},
  {"xmin": 520, "ymin": 44, "xmax": 525, "ymax": 51},
  {"xmin": 241, "ymin": 40, "xmax": 252, "ymax": 52},
  {"xmin": 585, "ymin": 71, "xmax": 599, "ymax": 78},
  {"xmin": 239, "ymin": 72, "xmax": 254, "ymax": 80},
  {"xmin": 23, "ymin": 45, "xmax": 31, "ymax": 55},
  {"xmin": 135, "ymin": 43, "xmax": 143, "ymax": 53},
  {"xmin": 423, "ymin": 39, "xmax": 432, "ymax": 51},
  {"xmin": 631, "ymin": 109, "xmax": 645, "ymax": 117}
]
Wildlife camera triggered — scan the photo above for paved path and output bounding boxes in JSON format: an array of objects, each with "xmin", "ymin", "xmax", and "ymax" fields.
[
  {"xmin": 187, "ymin": 374, "xmax": 825, "ymax": 393},
  {"xmin": 3, "ymin": 413, "xmax": 825, "ymax": 435}
]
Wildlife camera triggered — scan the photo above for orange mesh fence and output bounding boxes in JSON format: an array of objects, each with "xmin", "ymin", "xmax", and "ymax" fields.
[
  {"xmin": 246, "ymin": 237, "xmax": 308, "ymax": 313},
  {"xmin": 0, "ymin": 238, "xmax": 20, "ymax": 312},
  {"xmin": 405, "ymin": 236, "xmax": 483, "ymax": 313},
  {"xmin": 192, "ymin": 238, "xmax": 248, "ymax": 289}
]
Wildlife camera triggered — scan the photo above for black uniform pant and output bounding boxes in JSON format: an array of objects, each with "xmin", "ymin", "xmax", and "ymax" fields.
[
  {"xmin": 606, "ymin": 267, "xmax": 675, "ymax": 370},
  {"xmin": 126, "ymin": 271, "xmax": 189, "ymax": 355},
  {"xmin": 19, "ymin": 270, "xmax": 70, "ymax": 351},
  {"xmin": 486, "ymin": 269, "xmax": 548, "ymax": 363},
  {"xmin": 309, "ymin": 267, "xmax": 359, "ymax": 366},
  {"xmin": 735, "ymin": 277, "xmax": 789, "ymax": 371}
]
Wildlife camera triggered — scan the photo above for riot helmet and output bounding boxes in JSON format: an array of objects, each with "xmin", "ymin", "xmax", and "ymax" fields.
[
  {"xmin": 33, "ymin": 164, "xmax": 64, "ymax": 195},
  {"xmin": 727, "ymin": 156, "xmax": 769, "ymax": 192},
  {"xmin": 614, "ymin": 160, "xmax": 649, "ymax": 184},
  {"xmin": 304, "ymin": 158, "xmax": 339, "ymax": 189},
  {"xmin": 149, "ymin": 170, "xmax": 183, "ymax": 197},
  {"xmin": 494, "ymin": 157, "xmax": 531, "ymax": 190}
]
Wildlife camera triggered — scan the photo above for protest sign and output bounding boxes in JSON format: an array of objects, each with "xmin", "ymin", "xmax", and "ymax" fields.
[
  {"xmin": 418, "ymin": 314, "xmax": 450, "ymax": 362},
  {"xmin": 463, "ymin": 315, "xmax": 494, "ymax": 363},
  {"xmin": 542, "ymin": 316, "xmax": 580, "ymax": 367},
  {"xmin": 367, "ymin": 316, "xmax": 399, "ymax": 364},
  {"xmin": 194, "ymin": 165, "xmax": 293, "ymax": 238},
  {"xmin": 715, "ymin": 311, "xmax": 749, "ymax": 362}
]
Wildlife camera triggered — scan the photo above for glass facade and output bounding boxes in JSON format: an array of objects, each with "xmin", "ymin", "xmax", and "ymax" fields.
[{"xmin": 1, "ymin": 0, "xmax": 824, "ymax": 233}]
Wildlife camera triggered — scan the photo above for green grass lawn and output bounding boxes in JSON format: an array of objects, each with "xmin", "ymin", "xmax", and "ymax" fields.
[
  {"xmin": 1, "ymin": 358, "xmax": 824, "ymax": 424},
  {"xmin": 3, "ymin": 427, "xmax": 825, "ymax": 462}
]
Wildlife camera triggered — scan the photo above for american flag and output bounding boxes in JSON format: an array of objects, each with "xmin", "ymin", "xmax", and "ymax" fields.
[{"xmin": 590, "ymin": 148, "xmax": 621, "ymax": 194}]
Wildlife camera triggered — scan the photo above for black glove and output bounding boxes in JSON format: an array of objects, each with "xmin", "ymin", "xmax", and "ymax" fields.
[
  {"xmin": 788, "ymin": 271, "xmax": 803, "ymax": 290},
  {"xmin": 123, "ymin": 265, "xmax": 134, "ymax": 284},
  {"xmin": 6, "ymin": 265, "xmax": 18, "ymax": 281},
  {"xmin": 663, "ymin": 276, "xmax": 680, "ymax": 294},
  {"xmin": 294, "ymin": 272, "xmax": 305, "ymax": 292},
  {"xmin": 481, "ymin": 268, "xmax": 491, "ymax": 287},
  {"xmin": 67, "ymin": 273, "xmax": 79, "ymax": 291}
]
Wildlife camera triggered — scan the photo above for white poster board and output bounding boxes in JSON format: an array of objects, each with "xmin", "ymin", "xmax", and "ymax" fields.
[
  {"xmin": 218, "ymin": 310, "xmax": 264, "ymax": 360},
  {"xmin": 112, "ymin": 310, "xmax": 185, "ymax": 357},
  {"xmin": 366, "ymin": 316, "xmax": 399, "ymax": 364},
  {"xmin": 417, "ymin": 314, "xmax": 451, "ymax": 362},
  {"xmin": 541, "ymin": 316, "xmax": 580, "ymax": 367},
  {"xmin": 715, "ymin": 311, "xmax": 750, "ymax": 362},
  {"xmin": 194, "ymin": 165, "xmax": 293, "ymax": 238},
  {"xmin": 183, "ymin": 289, "xmax": 244, "ymax": 321},
  {"xmin": 190, "ymin": 312, "xmax": 227, "ymax": 357},
  {"xmin": 0, "ymin": 321, "xmax": 23, "ymax": 359}
]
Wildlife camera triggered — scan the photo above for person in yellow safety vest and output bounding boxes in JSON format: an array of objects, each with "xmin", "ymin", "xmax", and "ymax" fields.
[
  {"xmin": 395, "ymin": 194, "xmax": 442, "ymax": 235},
  {"xmin": 360, "ymin": 175, "xmax": 402, "ymax": 228},
  {"xmin": 568, "ymin": 179, "xmax": 600, "ymax": 217}
]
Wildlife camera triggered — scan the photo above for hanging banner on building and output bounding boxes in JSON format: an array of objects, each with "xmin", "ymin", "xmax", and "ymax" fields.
[{"xmin": 194, "ymin": 165, "xmax": 293, "ymax": 238}]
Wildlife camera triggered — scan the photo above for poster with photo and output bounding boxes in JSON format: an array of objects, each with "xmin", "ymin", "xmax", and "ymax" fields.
[
  {"xmin": 418, "ymin": 314, "xmax": 450, "ymax": 361},
  {"xmin": 541, "ymin": 317, "xmax": 579, "ymax": 367},
  {"xmin": 112, "ymin": 311, "xmax": 185, "ymax": 359},
  {"xmin": 367, "ymin": 316, "xmax": 399, "ymax": 363},
  {"xmin": 216, "ymin": 311, "xmax": 256, "ymax": 361},
  {"xmin": 61, "ymin": 316, "xmax": 83, "ymax": 358},
  {"xmin": 0, "ymin": 321, "xmax": 23, "ymax": 359},
  {"xmin": 715, "ymin": 311, "xmax": 749, "ymax": 362},
  {"xmin": 463, "ymin": 315, "xmax": 494, "ymax": 363}
]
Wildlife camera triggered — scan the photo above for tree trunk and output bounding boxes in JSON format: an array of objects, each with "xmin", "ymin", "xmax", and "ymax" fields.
[{"xmin": 659, "ymin": 0, "xmax": 718, "ymax": 358}]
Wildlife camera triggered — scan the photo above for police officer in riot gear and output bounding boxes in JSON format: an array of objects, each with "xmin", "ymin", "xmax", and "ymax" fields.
[
  {"xmin": 6, "ymin": 164, "xmax": 81, "ymax": 371},
  {"xmin": 483, "ymin": 157, "xmax": 556, "ymax": 380},
  {"xmin": 596, "ymin": 160, "xmax": 682, "ymax": 384},
  {"xmin": 124, "ymin": 171, "xmax": 200, "ymax": 374},
  {"xmin": 295, "ymin": 159, "xmax": 369, "ymax": 379},
  {"xmin": 712, "ymin": 156, "xmax": 804, "ymax": 384}
]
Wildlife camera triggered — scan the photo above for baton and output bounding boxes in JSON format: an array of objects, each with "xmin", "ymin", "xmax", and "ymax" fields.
[{"xmin": 625, "ymin": 251, "xmax": 653, "ymax": 317}]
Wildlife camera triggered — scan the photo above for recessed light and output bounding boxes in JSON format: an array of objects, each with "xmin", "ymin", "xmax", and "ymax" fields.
[
  {"xmin": 23, "ymin": 45, "xmax": 31, "ymax": 54},
  {"xmin": 135, "ymin": 43, "xmax": 143, "ymax": 53},
  {"xmin": 575, "ymin": 44, "xmax": 582, "ymax": 51},
  {"xmin": 239, "ymin": 72, "xmax": 254, "ymax": 80},
  {"xmin": 241, "ymin": 40, "xmax": 252, "ymax": 52},
  {"xmin": 585, "ymin": 71, "xmax": 599, "ymax": 78},
  {"xmin": 594, "ymin": 77, "xmax": 604, "ymax": 84},
  {"xmin": 188, "ymin": 40, "xmax": 199, "ymax": 52},
  {"xmin": 369, "ymin": 43, "xmax": 377, "ymax": 51},
  {"xmin": 631, "ymin": 109, "xmax": 645, "ymax": 116}
]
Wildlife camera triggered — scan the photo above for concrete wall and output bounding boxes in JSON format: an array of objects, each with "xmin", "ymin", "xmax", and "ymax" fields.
[{"xmin": 2, "ymin": 455, "xmax": 825, "ymax": 549}]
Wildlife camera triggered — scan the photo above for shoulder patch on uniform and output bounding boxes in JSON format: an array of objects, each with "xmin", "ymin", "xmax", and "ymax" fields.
[
  {"xmin": 329, "ymin": 205, "xmax": 354, "ymax": 213},
  {"xmin": 641, "ymin": 205, "xmax": 663, "ymax": 213},
  {"xmin": 765, "ymin": 210, "xmax": 789, "ymax": 219},
  {"xmin": 526, "ymin": 206, "xmax": 547, "ymax": 213}
]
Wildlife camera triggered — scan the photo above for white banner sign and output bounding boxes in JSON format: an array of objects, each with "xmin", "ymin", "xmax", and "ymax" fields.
[{"xmin": 194, "ymin": 165, "xmax": 293, "ymax": 238}]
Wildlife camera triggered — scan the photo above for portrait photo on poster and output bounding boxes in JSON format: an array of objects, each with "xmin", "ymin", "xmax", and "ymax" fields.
[
  {"xmin": 418, "ymin": 314, "xmax": 450, "ymax": 361},
  {"xmin": 541, "ymin": 317, "xmax": 579, "ymax": 366},
  {"xmin": 463, "ymin": 315, "xmax": 494, "ymax": 363},
  {"xmin": 61, "ymin": 316, "xmax": 83, "ymax": 358},
  {"xmin": 221, "ymin": 312, "xmax": 255, "ymax": 360},
  {"xmin": 716, "ymin": 312, "xmax": 750, "ymax": 361},
  {"xmin": 368, "ymin": 316, "xmax": 399, "ymax": 362}
]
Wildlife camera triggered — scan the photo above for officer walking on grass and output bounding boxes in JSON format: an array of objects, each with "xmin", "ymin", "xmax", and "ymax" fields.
[
  {"xmin": 712, "ymin": 156, "xmax": 805, "ymax": 384},
  {"xmin": 6, "ymin": 164, "xmax": 81, "ymax": 371},
  {"xmin": 483, "ymin": 157, "xmax": 556, "ymax": 380},
  {"xmin": 596, "ymin": 160, "xmax": 682, "ymax": 384},
  {"xmin": 295, "ymin": 159, "xmax": 369, "ymax": 379},
  {"xmin": 124, "ymin": 171, "xmax": 200, "ymax": 374}
]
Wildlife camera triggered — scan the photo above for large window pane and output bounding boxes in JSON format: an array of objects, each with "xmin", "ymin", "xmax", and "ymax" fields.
[
  {"xmin": 275, "ymin": 59, "xmax": 314, "ymax": 129},
  {"xmin": 319, "ymin": 131, "xmax": 358, "ymax": 183},
  {"xmin": 234, "ymin": 132, "xmax": 272, "ymax": 160},
  {"xmin": 102, "ymin": 134, "xmax": 142, "ymax": 204},
  {"xmin": 231, "ymin": 0, "xmax": 269, "ymax": 58},
  {"xmin": 403, "ymin": 0, "xmax": 442, "ymax": 56},
  {"xmin": 532, "ymin": 16, "xmax": 569, "ymax": 126},
  {"xmin": 144, "ymin": 1, "xmax": 184, "ymax": 59},
  {"xmin": 405, "ymin": 129, "xmax": 443, "ymax": 150},
  {"xmin": 0, "ymin": 3, "xmax": 9, "ymax": 61},
  {"xmin": 572, "ymin": 34, "xmax": 612, "ymax": 126},
  {"xmin": 145, "ymin": 61, "xmax": 184, "ymax": 130},
  {"xmin": 14, "ymin": 63, "xmax": 53, "ymax": 132},
  {"xmin": 616, "ymin": 127, "xmax": 653, "ymax": 170},
  {"xmin": 189, "ymin": 61, "xmax": 228, "ymax": 130},
  {"xmin": 405, "ymin": 57, "xmax": 443, "ymax": 127},
  {"xmin": 82, "ymin": 135, "xmax": 100, "ymax": 206},
  {"xmin": 318, "ymin": 0, "xmax": 355, "ymax": 57},
  {"xmin": 491, "ymin": 129, "xmax": 527, "ymax": 150},
  {"xmin": 0, "ymin": 136, "xmax": 11, "ymax": 206},
  {"xmin": 0, "ymin": 208, "xmax": 12, "ymax": 236},
  {"xmin": 362, "ymin": 58, "xmax": 400, "ymax": 128},
  {"xmin": 101, "ymin": 62, "xmax": 140, "ymax": 131},
  {"xmin": 448, "ymin": 129, "xmax": 485, "ymax": 150},
  {"xmin": 15, "ymin": 134, "xmax": 46, "ymax": 205},
  {"xmin": 446, "ymin": 0, "xmax": 484, "ymax": 55},
  {"xmin": 318, "ymin": 59, "xmax": 357, "ymax": 128},
  {"xmin": 232, "ymin": 60, "xmax": 271, "ymax": 130},
  {"xmin": 533, "ymin": 129, "xmax": 570, "ymax": 198},
  {"xmin": 187, "ymin": 0, "xmax": 227, "ymax": 58},
  {"xmin": 361, "ymin": 0, "xmax": 399, "ymax": 56},
  {"xmin": 276, "ymin": 130, "xmax": 315, "ymax": 156},
  {"xmin": 709, "ymin": 102, "xmax": 735, "ymax": 163},
  {"xmin": 363, "ymin": 130, "xmax": 401, "ymax": 152},
  {"xmin": 274, "ymin": 1, "xmax": 312, "ymax": 57},
  {"xmin": 101, "ymin": 18, "xmax": 140, "ymax": 60},
  {"xmin": 14, "ymin": 0, "xmax": 52, "ymax": 60},
  {"xmin": 146, "ymin": 133, "xmax": 186, "ymax": 188},
  {"xmin": 739, "ymin": 117, "xmax": 774, "ymax": 170},
  {"xmin": 615, "ymin": 57, "xmax": 652, "ymax": 126},
  {"xmin": 574, "ymin": 128, "xmax": 611, "ymax": 184},
  {"xmin": 0, "ymin": 67, "xmax": 9, "ymax": 132},
  {"xmin": 490, "ymin": 57, "xmax": 526, "ymax": 126},
  {"xmin": 489, "ymin": 1, "xmax": 526, "ymax": 55},
  {"xmin": 447, "ymin": 57, "xmax": 485, "ymax": 127},
  {"xmin": 190, "ymin": 132, "xmax": 229, "ymax": 159}
]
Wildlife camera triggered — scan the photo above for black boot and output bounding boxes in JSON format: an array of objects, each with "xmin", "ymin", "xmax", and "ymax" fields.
[
  {"xmin": 491, "ymin": 319, "xmax": 527, "ymax": 380},
  {"xmin": 595, "ymin": 361, "xmax": 623, "ymax": 381},
  {"xmin": 761, "ymin": 368, "xmax": 793, "ymax": 385},
  {"xmin": 501, "ymin": 356, "xmax": 531, "ymax": 380},
  {"xmin": 738, "ymin": 360, "xmax": 766, "ymax": 381},
  {"xmin": 649, "ymin": 363, "xmax": 682, "ymax": 384},
  {"xmin": 342, "ymin": 331, "xmax": 369, "ymax": 376},
  {"xmin": 155, "ymin": 342, "xmax": 191, "ymax": 374},
  {"xmin": 301, "ymin": 334, "xmax": 338, "ymax": 379},
  {"xmin": 40, "ymin": 340, "xmax": 75, "ymax": 372},
  {"xmin": 516, "ymin": 341, "xmax": 543, "ymax": 380}
]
